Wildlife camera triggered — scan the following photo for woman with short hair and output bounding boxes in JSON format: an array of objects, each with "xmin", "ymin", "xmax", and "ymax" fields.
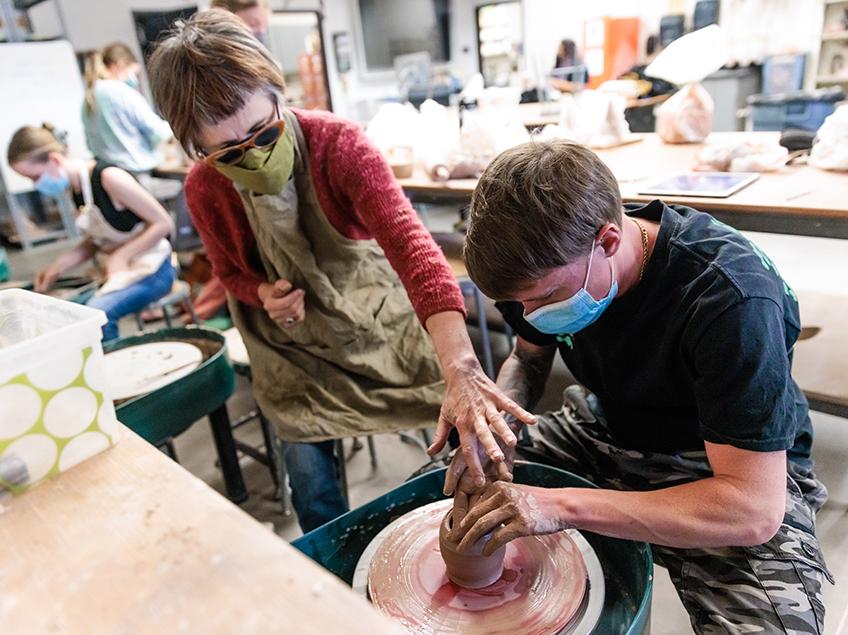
[{"xmin": 148, "ymin": 10, "xmax": 533, "ymax": 532}]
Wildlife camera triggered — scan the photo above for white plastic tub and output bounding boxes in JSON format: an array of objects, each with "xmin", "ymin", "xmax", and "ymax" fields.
[{"xmin": 0, "ymin": 289, "xmax": 120, "ymax": 495}]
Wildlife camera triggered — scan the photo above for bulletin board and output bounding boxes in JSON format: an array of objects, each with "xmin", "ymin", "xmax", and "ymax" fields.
[{"xmin": 0, "ymin": 40, "xmax": 89, "ymax": 195}]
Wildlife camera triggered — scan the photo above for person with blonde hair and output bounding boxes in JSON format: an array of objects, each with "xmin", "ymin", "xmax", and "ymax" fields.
[
  {"xmin": 7, "ymin": 124, "xmax": 175, "ymax": 341},
  {"xmin": 82, "ymin": 42, "xmax": 173, "ymax": 176},
  {"xmin": 147, "ymin": 10, "xmax": 535, "ymax": 532}
]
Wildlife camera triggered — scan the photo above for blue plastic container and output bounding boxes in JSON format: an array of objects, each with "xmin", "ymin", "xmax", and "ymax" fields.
[
  {"xmin": 293, "ymin": 462, "xmax": 653, "ymax": 634},
  {"xmin": 748, "ymin": 87, "xmax": 844, "ymax": 132}
]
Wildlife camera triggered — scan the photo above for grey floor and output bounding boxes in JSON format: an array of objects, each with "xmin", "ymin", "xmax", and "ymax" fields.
[{"xmin": 7, "ymin": 220, "xmax": 847, "ymax": 634}]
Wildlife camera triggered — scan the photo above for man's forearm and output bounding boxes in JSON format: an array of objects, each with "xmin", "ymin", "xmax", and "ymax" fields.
[
  {"xmin": 495, "ymin": 347, "xmax": 554, "ymax": 429},
  {"xmin": 556, "ymin": 476, "xmax": 784, "ymax": 548}
]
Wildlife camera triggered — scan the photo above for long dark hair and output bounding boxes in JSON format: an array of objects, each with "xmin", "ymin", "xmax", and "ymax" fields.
[{"xmin": 555, "ymin": 39, "xmax": 577, "ymax": 68}]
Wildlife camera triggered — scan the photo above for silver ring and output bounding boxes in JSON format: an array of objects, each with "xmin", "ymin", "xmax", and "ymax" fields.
[{"xmin": 284, "ymin": 317, "xmax": 295, "ymax": 325}]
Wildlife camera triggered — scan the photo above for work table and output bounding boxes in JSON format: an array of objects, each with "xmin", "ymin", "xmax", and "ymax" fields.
[
  {"xmin": 398, "ymin": 132, "xmax": 848, "ymax": 239},
  {"xmin": 0, "ymin": 427, "xmax": 403, "ymax": 635}
]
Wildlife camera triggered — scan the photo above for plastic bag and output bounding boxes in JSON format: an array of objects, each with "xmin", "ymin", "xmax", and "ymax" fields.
[
  {"xmin": 656, "ymin": 83, "xmax": 714, "ymax": 144},
  {"xmin": 644, "ymin": 25, "xmax": 728, "ymax": 86},
  {"xmin": 539, "ymin": 90, "xmax": 631, "ymax": 148},
  {"xmin": 810, "ymin": 105, "xmax": 848, "ymax": 171},
  {"xmin": 365, "ymin": 102, "xmax": 422, "ymax": 154},
  {"xmin": 695, "ymin": 138, "xmax": 788, "ymax": 172}
]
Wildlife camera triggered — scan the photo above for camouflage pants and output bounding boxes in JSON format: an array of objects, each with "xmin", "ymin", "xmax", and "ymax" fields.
[{"xmin": 517, "ymin": 386, "xmax": 834, "ymax": 634}]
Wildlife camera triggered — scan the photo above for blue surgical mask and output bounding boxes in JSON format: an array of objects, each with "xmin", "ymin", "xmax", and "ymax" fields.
[
  {"xmin": 124, "ymin": 73, "xmax": 139, "ymax": 90},
  {"xmin": 523, "ymin": 240, "xmax": 618, "ymax": 335},
  {"xmin": 34, "ymin": 168, "xmax": 69, "ymax": 198}
]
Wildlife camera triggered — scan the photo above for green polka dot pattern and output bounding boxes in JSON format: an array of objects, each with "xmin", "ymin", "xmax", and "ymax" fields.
[{"xmin": 0, "ymin": 346, "xmax": 119, "ymax": 494}]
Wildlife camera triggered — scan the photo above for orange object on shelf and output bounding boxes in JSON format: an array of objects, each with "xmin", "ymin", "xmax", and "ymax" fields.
[
  {"xmin": 583, "ymin": 16, "xmax": 640, "ymax": 89},
  {"xmin": 298, "ymin": 52, "xmax": 329, "ymax": 110}
]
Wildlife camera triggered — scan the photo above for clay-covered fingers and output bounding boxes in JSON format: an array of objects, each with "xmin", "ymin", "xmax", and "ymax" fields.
[
  {"xmin": 483, "ymin": 521, "xmax": 526, "ymax": 556},
  {"xmin": 485, "ymin": 406, "xmax": 517, "ymax": 449},
  {"xmin": 457, "ymin": 507, "xmax": 514, "ymax": 553},
  {"xmin": 494, "ymin": 459, "xmax": 512, "ymax": 483},
  {"xmin": 449, "ymin": 489, "xmax": 469, "ymax": 541},
  {"xmin": 427, "ymin": 414, "xmax": 451, "ymax": 456},
  {"xmin": 473, "ymin": 413, "xmax": 504, "ymax": 464},
  {"xmin": 459, "ymin": 434, "xmax": 486, "ymax": 489},
  {"xmin": 493, "ymin": 392, "xmax": 536, "ymax": 428},
  {"xmin": 443, "ymin": 451, "xmax": 467, "ymax": 496},
  {"xmin": 456, "ymin": 486, "xmax": 502, "ymax": 537}
]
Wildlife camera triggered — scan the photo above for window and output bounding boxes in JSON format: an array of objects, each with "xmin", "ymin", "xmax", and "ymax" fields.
[{"xmin": 357, "ymin": 0, "xmax": 450, "ymax": 71}]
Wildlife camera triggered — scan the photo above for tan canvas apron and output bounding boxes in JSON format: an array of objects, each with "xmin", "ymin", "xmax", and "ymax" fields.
[
  {"xmin": 228, "ymin": 110, "xmax": 444, "ymax": 442},
  {"xmin": 74, "ymin": 160, "xmax": 171, "ymax": 296}
]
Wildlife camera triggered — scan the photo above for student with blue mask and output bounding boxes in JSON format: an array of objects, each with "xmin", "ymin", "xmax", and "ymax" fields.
[
  {"xmin": 82, "ymin": 43, "xmax": 174, "ymax": 178},
  {"xmin": 447, "ymin": 140, "xmax": 831, "ymax": 634},
  {"xmin": 7, "ymin": 124, "xmax": 175, "ymax": 341}
]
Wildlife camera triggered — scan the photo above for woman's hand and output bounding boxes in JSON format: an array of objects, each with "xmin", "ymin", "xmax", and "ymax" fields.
[
  {"xmin": 424, "ymin": 312, "xmax": 536, "ymax": 487},
  {"xmin": 34, "ymin": 264, "xmax": 61, "ymax": 293},
  {"xmin": 430, "ymin": 358, "xmax": 535, "ymax": 488},
  {"xmin": 452, "ymin": 482, "xmax": 570, "ymax": 555},
  {"xmin": 259, "ymin": 280, "xmax": 305, "ymax": 328}
]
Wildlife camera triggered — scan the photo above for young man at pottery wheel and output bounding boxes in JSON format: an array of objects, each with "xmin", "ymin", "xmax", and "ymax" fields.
[
  {"xmin": 446, "ymin": 140, "xmax": 832, "ymax": 633},
  {"xmin": 146, "ymin": 11, "xmax": 534, "ymax": 532}
]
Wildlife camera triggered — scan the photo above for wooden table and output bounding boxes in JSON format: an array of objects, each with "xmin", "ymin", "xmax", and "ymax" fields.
[
  {"xmin": 0, "ymin": 427, "xmax": 403, "ymax": 635},
  {"xmin": 398, "ymin": 132, "xmax": 848, "ymax": 239}
]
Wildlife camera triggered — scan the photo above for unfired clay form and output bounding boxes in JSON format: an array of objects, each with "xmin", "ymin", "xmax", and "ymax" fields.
[{"xmin": 367, "ymin": 501, "xmax": 588, "ymax": 634}]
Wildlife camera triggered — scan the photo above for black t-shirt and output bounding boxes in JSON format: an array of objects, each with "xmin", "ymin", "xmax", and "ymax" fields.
[
  {"xmin": 72, "ymin": 161, "xmax": 142, "ymax": 232},
  {"xmin": 497, "ymin": 200, "xmax": 812, "ymax": 465}
]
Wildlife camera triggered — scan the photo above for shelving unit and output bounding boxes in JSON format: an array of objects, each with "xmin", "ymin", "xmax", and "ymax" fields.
[{"xmin": 815, "ymin": 0, "xmax": 848, "ymax": 90}]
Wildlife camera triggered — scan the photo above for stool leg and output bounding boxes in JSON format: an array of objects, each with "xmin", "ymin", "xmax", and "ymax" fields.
[
  {"xmin": 367, "ymin": 435, "xmax": 377, "ymax": 469},
  {"xmin": 472, "ymin": 286, "xmax": 495, "ymax": 378},
  {"xmin": 184, "ymin": 296, "xmax": 200, "ymax": 325},
  {"xmin": 160, "ymin": 438, "xmax": 178, "ymax": 461},
  {"xmin": 334, "ymin": 439, "xmax": 350, "ymax": 509},
  {"xmin": 260, "ymin": 412, "xmax": 291, "ymax": 516},
  {"xmin": 135, "ymin": 312, "xmax": 145, "ymax": 332},
  {"xmin": 208, "ymin": 404, "xmax": 248, "ymax": 503},
  {"xmin": 162, "ymin": 305, "xmax": 173, "ymax": 328}
]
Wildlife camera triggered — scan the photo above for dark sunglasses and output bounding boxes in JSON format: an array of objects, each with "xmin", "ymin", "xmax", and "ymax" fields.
[{"xmin": 201, "ymin": 118, "xmax": 286, "ymax": 166}]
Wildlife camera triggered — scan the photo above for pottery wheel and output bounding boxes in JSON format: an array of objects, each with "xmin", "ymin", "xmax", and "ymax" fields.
[
  {"xmin": 357, "ymin": 499, "xmax": 602, "ymax": 635},
  {"xmin": 105, "ymin": 341, "xmax": 202, "ymax": 400}
]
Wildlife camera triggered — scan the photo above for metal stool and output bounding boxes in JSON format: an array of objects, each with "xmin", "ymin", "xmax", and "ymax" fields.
[
  {"xmin": 135, "ymin": 279, "xmax": 199, "ymax": 331},
  {"xmin": 222, "ymin": 327, "xmax": 291, "ymax": 515},
  {"xmin": 334, "ymin": 436, "xmax": 378, "ymax": 508}
]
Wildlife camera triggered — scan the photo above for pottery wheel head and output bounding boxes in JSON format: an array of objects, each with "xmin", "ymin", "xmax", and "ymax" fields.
[{"xmin": 365, "ymin": 500, "xmax": 591, "ymax": 635}]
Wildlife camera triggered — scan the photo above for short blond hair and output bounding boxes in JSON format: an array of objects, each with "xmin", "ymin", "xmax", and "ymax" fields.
[{"xmin": 147, "ymin": 9, "xmax": 284, "ymax": 155}]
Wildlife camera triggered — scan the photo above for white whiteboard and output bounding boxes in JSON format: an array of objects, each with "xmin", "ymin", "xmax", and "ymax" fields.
[{"xmin": 0, "ymin": 40, "xmax": 90, "ymax": 194}]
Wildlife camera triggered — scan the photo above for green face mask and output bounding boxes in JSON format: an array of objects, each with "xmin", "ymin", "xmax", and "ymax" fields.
[{"xmin": 213, "ymin": 127, "xmax": 295, "ymax": 195}]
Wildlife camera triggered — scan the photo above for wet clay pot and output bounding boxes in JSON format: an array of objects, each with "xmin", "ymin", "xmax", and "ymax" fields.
[{"xmin": 438, "ymin": 510, "xmax": 506, "ymax": 589}]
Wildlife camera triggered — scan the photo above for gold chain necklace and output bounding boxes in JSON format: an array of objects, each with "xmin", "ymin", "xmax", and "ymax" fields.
[{"xmin": 632, "ymin": 218, "xmax": 649, "ymax": 282}]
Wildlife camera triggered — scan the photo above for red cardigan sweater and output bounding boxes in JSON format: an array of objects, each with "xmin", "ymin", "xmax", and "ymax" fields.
[{"xmin": 184, "ymin": 108, "xmax": 464, "ymax": 324}]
